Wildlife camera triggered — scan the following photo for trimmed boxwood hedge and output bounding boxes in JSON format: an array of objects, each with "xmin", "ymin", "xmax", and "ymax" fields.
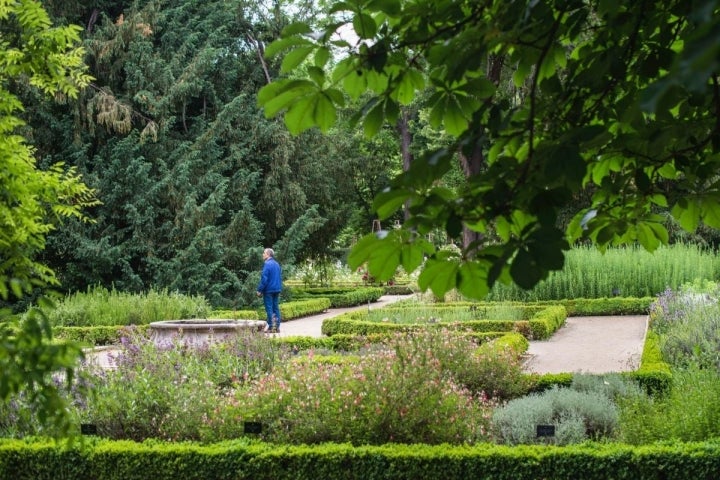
[
  {"xmin": 1, "ymin": 438, "xmax": 718, "ymax": 480},
  {"xmin": 321, "ymin": 305, "xmax": 567, "ymax": 340},
  {"xmin": 387, "ymin": 297, "xmax": 652, "ymax": 316},
  {"xmin": 290, "ymin": 286, "xmax": 385, "ymax": 308}
]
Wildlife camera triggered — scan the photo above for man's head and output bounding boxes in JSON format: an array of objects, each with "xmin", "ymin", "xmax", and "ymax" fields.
[{"xmin": 263, "ymin": 248, "xmax": 274, "ymax": 260}]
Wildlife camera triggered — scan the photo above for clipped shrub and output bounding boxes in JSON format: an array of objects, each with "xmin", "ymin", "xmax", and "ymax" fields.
[
  {"xmin": 492, "ymin": 386, "xmax": 620, "ymax": 445},
  {"xmin": 292, "ymin": 287, "xmax": 385, "ymax": 307},
  {"xmin": 525, "ymin": 373, "xmax": 574, "ymax": 393},
  {"xmin": 625, "ymin": 330, "xmax": 672, "ymax": 395},
  {"xmin": 207, "ymin": 309, "xmax": 260, "ymax": 320}
]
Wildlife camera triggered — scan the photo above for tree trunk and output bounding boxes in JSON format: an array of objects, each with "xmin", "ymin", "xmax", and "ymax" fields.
[
  {"xmin": 460, "ymin": 54, "xmax": 504, "ymax": 254},
  {"xmin": 397, "ymin": 107, "xmax": 414, "ymax": 222}
]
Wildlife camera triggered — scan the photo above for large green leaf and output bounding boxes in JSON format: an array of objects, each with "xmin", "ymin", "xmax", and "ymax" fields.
[
  {"xmin": 348, "ymin": 234, "xmax": 382, "ymax": 270},
  {"xmin": 443, "ymin": 97, "xmax": 468, "ymax": 136},
  {"xmin": 418, "ymin": 257, "xmax": 460, "ymax": 298},
  {"xmin": 510, "ymin": 248, "xmax": 545, "ymax": 290},
  {"xmin": 353, "ymin": 12, "xmax": 377, "ymax": 39},
  {"xmin": 285, "ymin": 96, "xmax": 318, "ymax": 135},
  {"xmin": 636, "ymin": 222, "xmax": 661, "ymax": 252},
  {"xmin": 314, "ymin": 93, "xmax": 337, "ymax": 132},
  {"xmin": 264, "ymin": 36, "xmax": 312, "ymax": 59},
  {"xmin": 457, "ymin": 261, "xmax": 490, "ymax": 300},
  {"xmin": 281, "ymin": 46, "xmax": 316, "ymax": 73},
  {"xmin": 259, "ymin": 80, "xmax": 315, "ymax": 117},
  {"xmin": 671, "ymin": 198, "xmax": 701, "ymax": 232},
  {"xmin": 373, "ymin": 188, "xmax": 411, "ymax": 220},
  {"xmin": 400, "ymin": 238, "xmax": 433, "ymax": 273},
  {"xmin": 701, "ymin": 198, "xmax": 720, "ymax": 229}
]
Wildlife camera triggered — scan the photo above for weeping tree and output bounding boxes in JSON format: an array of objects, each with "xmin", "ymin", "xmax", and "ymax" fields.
[{"xmin": 259, "ymin": 0, "xmax": 720, "ymax": 299}]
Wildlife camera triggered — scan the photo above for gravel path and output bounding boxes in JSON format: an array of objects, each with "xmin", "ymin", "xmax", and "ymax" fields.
[{"xmin": 523, "ymin": 315, "xmax": 648, "ymax": 374}]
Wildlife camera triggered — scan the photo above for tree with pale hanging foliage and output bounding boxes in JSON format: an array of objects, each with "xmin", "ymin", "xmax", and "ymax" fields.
[{"xmin": 0, "ymin": 0, "xmax": 97, "ymax": 436}]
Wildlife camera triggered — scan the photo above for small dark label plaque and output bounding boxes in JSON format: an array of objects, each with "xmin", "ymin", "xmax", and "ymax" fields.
[
  {"xmin": 244, "ymin": 421, "xmax": 262, "ymax": 434},
  {"xmin": 80, "ymin": 423, "xmax": 97, "ymax": 435},
  {"xmin": 536, "ymin": 424, "xmax": 555, "ymax": 437}
]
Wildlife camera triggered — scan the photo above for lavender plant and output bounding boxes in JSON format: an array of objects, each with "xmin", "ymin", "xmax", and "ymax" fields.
[{"xmin": 649, "ymin": 282, "xmax": 720, "ymax": 370}]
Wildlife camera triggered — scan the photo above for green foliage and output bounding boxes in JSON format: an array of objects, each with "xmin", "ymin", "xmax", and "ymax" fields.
[
  {"xmin": 650, "ymin": 285, "xmax": 720, "ymax": 371},
  {"xmin": 29, "ymin": 1, "xmax": 368, "ymax": 307},
  {"xmin": 618, "ymin": 367, "xmax": 720, "ymax": 445},
  {"xmin": 0, "ymin": 0, "xmax": 96, "ymax": 438},
  {"xmin": 0, "ymin": 307, "xmax": 86, "ymax": 437},
  {"xmin": 53, "ymin": 325, "xmax": 148, "ymax": 346},
  {"xmin": 261, "ymin": 0, "xmax": 720, "ymax": 300},
  {"xmin": 3, "ymin": 438, "xmax": 720, "ymax": 480},
  {"xmin": 487, "ymin": 244, "xmax": 720, "ymax": 301},
  {"xmin": 476, "ymin": 332, "xmax": 529, "ymax": 358},
  {"xmin": 525, "ymin": 373, "xmax": 574, "ymax": 394},
  {"xmin": 271, "ymin": 297, "xmax": 332, "ymax": 320},
  {"xmin": 207, "ymin": 309, "xmax": 260, "ymax": 320},
  {"xmin": 42, "ymin": 286, "xmax": 211, "ymax": 327},
  {"xmin": 321, "ymin": 304, "xmax": 565, "ymax": 339},
  {"xmin": 492, "ymin": 386, "xmax": 621, "ymax": 445},
  {"xmin": 292, "ymin": 286, "xmax": 384, "ymax": 307},
  {"xmin": 73, "ymin": 327, "xmax": 286, "ymax": 442},
  {"xmin": 232, "ymin": 342, "xmax": 496, "ymax": 445}
]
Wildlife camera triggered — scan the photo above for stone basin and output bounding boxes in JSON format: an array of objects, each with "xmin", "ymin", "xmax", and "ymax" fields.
[{"xmin": 149, "ymin": 319, "xmax": 266, "ymax": 347}]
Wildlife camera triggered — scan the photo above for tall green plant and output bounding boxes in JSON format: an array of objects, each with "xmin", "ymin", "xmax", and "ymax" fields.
[
  {"xmin": 42, "ymin": 286, "xmax": 211, "ymax": 327},
  {"xmin": 487, "ymin": 244, "xmax": 719, "ymax": 301}
]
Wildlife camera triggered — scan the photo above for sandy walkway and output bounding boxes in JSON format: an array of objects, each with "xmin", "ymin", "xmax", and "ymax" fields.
[{"xmin": 522, "ymin": 315, "xmax": 648, "ymax": 374}]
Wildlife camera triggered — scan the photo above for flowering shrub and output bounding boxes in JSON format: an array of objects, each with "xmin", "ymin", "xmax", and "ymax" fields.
[
  {"xmin": 649, "ymin": 283, "xmax": 720, "ymax": 370},
  {"xmin": 227, "ymin": 331, "xmax": 500, "ymax": 445},
  {"xmin": 78, "ymin": 327, "xmax": 287, "ymax": 441}
]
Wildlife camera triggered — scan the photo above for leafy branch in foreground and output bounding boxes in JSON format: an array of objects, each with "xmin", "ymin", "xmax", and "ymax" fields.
[
  {"xmin": 0, "ymin": 0, "xmax": 97, "ymax": 437},
  {"xmin": 260, "ymin": 0, "xmax": 720, "ymax": 299}
]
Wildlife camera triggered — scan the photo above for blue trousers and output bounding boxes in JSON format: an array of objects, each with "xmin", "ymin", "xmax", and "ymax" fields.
[{"xmin": 263, "ymin": 293, "xmax": 281, "ymax": 330}]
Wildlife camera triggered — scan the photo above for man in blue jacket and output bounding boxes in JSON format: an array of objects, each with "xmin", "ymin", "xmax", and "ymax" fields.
[{"xmin": 257, "ymin": 248, "xmax": 282, "ymax": 333}]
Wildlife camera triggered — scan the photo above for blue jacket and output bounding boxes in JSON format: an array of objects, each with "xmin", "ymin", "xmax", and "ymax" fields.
[{"xmin": 257, "ymin": 257, "xmax": 282, "ymax": 294}]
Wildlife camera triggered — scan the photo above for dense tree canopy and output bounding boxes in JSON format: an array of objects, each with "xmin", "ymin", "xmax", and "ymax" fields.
[
  {"xmin": 260, "ymin": 0, "xmax": 720, "ymax": 299},
  {"xmin": 21, "ymin": 0, "xmax": 396, "ymax": 306}
]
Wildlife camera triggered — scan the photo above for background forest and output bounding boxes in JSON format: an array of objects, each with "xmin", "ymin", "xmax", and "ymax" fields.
[
  {"xmin": 16, "ymin": 0, "xmax": 402, "ymax": 308},
  {"xmin": 12, "ymin": 0, "xmax": 720, "ymax": 309}
]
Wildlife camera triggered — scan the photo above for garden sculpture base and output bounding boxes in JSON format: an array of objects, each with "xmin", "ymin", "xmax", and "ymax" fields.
[{"xmin": 149, "ymin": 319, "xmax": 266, "ymax": 347}]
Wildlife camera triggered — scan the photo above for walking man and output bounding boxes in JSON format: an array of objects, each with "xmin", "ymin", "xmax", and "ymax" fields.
[{"xmin": 257, "ymin": 247, "xmax": 282, "ymax": 333}]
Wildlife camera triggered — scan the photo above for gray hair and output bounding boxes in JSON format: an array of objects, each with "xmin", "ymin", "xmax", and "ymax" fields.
[{"xmin": 264, "ymin": 248, "xmax": 275, "ymax": 257}]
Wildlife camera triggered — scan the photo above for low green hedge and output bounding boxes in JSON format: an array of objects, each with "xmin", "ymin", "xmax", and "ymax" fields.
[
  {"xmin": 542, "ymin": 297, "xmax": 653, "ymax": 316},
  {"xmin": 321, "ymin": 306, "xmax": 567, "ymax": 340},
  {"xmin": 386, "ymin": 297, "xmax": 652, "ymax": 316},
  {"xmin": 207, "ymin": 309, "xmax": 260, "ymax": 320},
  {"xmin": 54, "ymin": 325, "xmax": 149, "ymax": 346},
  {"xmin": 291, "ymin": 287, "xmax": 385, "ymax": 308},
  {"xmin": 626, "ymin": 330, "xmax": 673, "ymax": 395},
  {"xmin": 2, "ymin": 438, "xmax": 719, "ymax": 479},
  {"xmin": 271, "ymin": 298, "xmax": 332, "ymax": 319}
]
